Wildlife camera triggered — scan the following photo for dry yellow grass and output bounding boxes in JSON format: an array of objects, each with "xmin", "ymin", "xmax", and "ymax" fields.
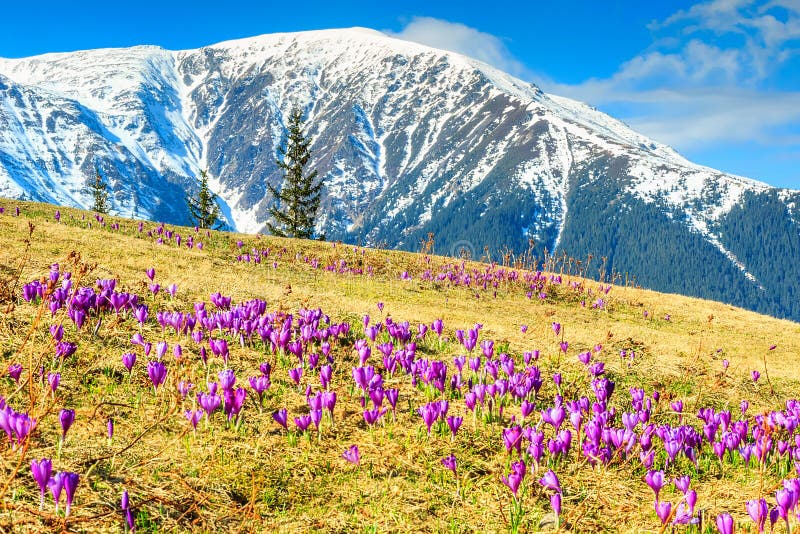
[{"xmin": 0, "ymin": 198, "xmax": 798, "ymax": 533}]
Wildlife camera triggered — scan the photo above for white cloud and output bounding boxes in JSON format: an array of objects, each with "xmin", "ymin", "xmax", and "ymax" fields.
[
  {"xmin": 385, "ymin": 17, "xmax": 529, "ymax": 77},
  {"xmin": 649, "ymin": 0, "xmax": 800, "ymax": 82},
  {"xmin": 629, "ymin": 91, "xmax": 800, "ymax": 147},
  {"xmin": 386, "ymin": 10, "xmax": 799, "ymax": 158},
  {"xmin": 541, "ymin": 0, "xmax": 800, "ymax": 151}
]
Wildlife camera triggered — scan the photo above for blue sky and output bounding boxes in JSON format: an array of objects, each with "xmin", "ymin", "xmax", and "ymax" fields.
[{"xmin": 1, "ymin": 0, "xmax": 798, "ymax": 188}]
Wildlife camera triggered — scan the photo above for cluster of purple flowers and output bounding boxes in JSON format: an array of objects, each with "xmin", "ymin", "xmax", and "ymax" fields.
[{"xmin": 10, "ymin": 242, "xmax": 800, "ymax": 533}]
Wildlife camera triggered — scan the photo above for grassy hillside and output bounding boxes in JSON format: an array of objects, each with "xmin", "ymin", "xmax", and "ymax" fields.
[{"xmin": 0, "ymin": 198, "xmax": 799, "ymax": 532}]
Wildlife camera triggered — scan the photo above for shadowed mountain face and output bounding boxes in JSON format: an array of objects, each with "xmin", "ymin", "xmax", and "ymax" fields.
[{"xmin": 1, "ymin": 28, "xmax": 799, "ymax": 319}]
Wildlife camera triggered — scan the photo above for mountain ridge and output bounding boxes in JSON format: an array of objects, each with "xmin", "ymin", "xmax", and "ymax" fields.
[{"xmin": 0, "ymin": 27, "xmax": 798, "ymax": 320}]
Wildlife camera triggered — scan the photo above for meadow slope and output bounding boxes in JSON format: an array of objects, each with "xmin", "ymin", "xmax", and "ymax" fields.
[{"xmin": 0, "ymin": 198, "xmax": 799, "ymax": 533}]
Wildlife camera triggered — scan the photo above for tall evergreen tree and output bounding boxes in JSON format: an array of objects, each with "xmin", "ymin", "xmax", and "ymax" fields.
[
  {"xmin": 89, "ymin": 168, "xmax": 110, "ymax": 214},
  {"xmin": 267, "ymin": 107, "xmax": 324, "ymax": 239},
  {"xmin": 186, "ymin": 169, "xmax": 222, "ymax": 229}
]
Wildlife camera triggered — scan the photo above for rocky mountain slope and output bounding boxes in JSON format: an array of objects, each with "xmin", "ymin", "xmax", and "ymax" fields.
[{"xmin": 1, "ymin": 28, "xmax": 798, "ymax": 319}]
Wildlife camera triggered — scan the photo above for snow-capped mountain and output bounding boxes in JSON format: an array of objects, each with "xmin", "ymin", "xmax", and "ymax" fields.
[{"xmin": 1, "ymin": 28, "xmax": 799, "ymax": 319}]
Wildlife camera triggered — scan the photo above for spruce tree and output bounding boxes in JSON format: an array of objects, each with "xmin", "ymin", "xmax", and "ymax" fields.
[
  {"xmin": 90, "ymin": 169, "xmax": 110, "ymax": 214},
  {"xmin": 267, "ymin": 108, "xmax": 324, "ymax": 239},
  {"xmin": 186, "ymin": 169, "xmax": 222, "ymax": 229}
]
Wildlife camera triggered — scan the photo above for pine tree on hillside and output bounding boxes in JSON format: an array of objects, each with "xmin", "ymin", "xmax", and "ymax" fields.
[
  {"xmin": 267, "ymin": 107, "xmax": 324, "ymax": 239},
  {"xmin": 186, "ymin": 169, "xmax": 222, "ymax": 229},
  {"xmin": 89, "ymin": 169, "xmax": 110, "ymax": 214}
]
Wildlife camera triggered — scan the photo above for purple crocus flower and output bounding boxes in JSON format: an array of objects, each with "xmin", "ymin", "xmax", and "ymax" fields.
[
  {"xmin": 59, "ymin": 409, "xmax": 75, "ymax": 439},
  {"xmin": 431, "ymin": 319, "xmax": 444, "ymax": 336},
  {"xmin": 645, "ymin": 470, "xmax": 666, "ymax": 500},
  {"xmin": 107, "ymin": 418, "xmax": 114, "ymax": 440},
  {"xmin": 673, "ymin": 475, "xmax": 691, "ymax": 494},
  {"xmin": 770, "ymin": 507, "xmax": 780, "ymax": 529},
  {"xmin": 309, "ymin": 409, "xmax": 323, "ymax": 429},
  {"xmin": 363, "ymin": 408, "xmax": 385, "ymax": 426},
  {"xmin": 249, "ymin": 375, "xmax": 271, "ymax": 401},
  {"xmin": 48, "ymin": 372, "xmax": 60, "ymax": 394},
  {"xmin": 288, "ymin": 367, "xmax": 303, "ymax": 386},
  {"xmin": 747, "ymin": 498, "xmax": 768, "ymax": 533},
  {"xmin": 775, "ymin": 487, "xmax": 795, "ymax": 520},
  {"xmin": 50, "ymin": 324, "xmax": 63, "ymax": 342},
  {"xmin": 343, "ymin": 445, "xmax": 360, "ymax": 465},
  {"xmin": 539, "ymin": 469, "xmax": 561, "ymax": 494},
  {"xmin": 259, "ymin": 362, "xmax": 272, "ymax": 377},
  {"xmin": 294, "ymin": 415, "xmax": 312, "ymax": 432},
  {"xmin": 716, "ymin": 513, "xmax": 733, "ymax": 534},
  {"xmin": 218, "ymin": 369, "xmax": 236, "ymax": 391},
  {"xmin": 418, "ymin": 403, "xmax": 438, "ymax": 435},
  {"xmin": 8, "ymin": 364, "xmax": 22, "ymax": 383},
  {"xmin": 31, "ymin": 458, "xmax": 52, "ymax": 510},
  {"xmin": 146, "ymin": 361, "xmax": 167, "ymax": 393},
  {"xmin": 655, "ymin": 500, "xmax": 672, "ymax": 525},
  {"xmin": 121, "ymin": 353, "xmax": 136, "ymax": 373},
  {"xmin": 197, "ymin": 392, "xmax": 221, "ymax": 418},
  {"xmin": 146, "ymin": 268, "xmax": 155, "ymax": 281},
  {"xmin": 503, "ymin": 425, "xmax": 523, "ymax": 454},
  {"xmin": 49, "ymin": 472, "xmax": 66, "ymax": 512},
  {"xmin": 134, "ymin": 305, "xmax": 148, "ymax": 324},
  {"xmin": 272, "ymin": 409, "xmax": 288, "ymax": 429},
  {"xmin": 752, "ymin": 370, "xmax": 761, "ymax": 383},
  {"xmin": 223, "ymin": 388, "xmax": 247, "ymax": 421},
  {"xmin": 481, "ymin": 340, "xmax": 494, "ymax": 359},
  {"xmin": 184, "ymin": 409, "xmax": 203, "ymax": 430},
  {"xmin": 500, "ymin": 460, "xmax": 526, "ymax": 498},
  {"xmin": 63, "ymin": 471, "xmax": 79, "ymax": 517},
  {"xmin": 550, "ymin": 493, "xmax": 562, "ymax": 516},
  {"xmin": 320, "ymin": 342, "xmax": 331, "ymax": 359},
  {"xmin": 121, "ymin": 490, "xmax": 135, "ymax": 531},
  {"xmin": 446, "ymin": 416, "xmax": 463, "ymax": 438},
  {"xmin": 177, "ymin": 380, "xmax": 194, "ymax": 399},
  {"xmin": 369, "ymin": 387, "xmax": 384, "ymax": 408},
  {"xmin": 209, "ymin": 338, "xmax": 229, "ymax": 363},
  {"xmin": 356, "ymin": 343, "xmax": 371, "ymax": 365},
  {"xmin": 321, "ymin": 391, "xmax": 337, "ymax": 416},
  {"xmin": 542, "ymin": 406, "xmax": 565, "ymax": 431},
  {"xmin": 319, "ymin": 365, "xmax": 332, "ymax": 389},
  {"xmin": 190, "ymin": 330, "xmax": 203, "ymax": 345},
  {"xmin": 385, "ymin": 389, "xmax": 399, "ymax": 411},
  {"xmin": 442, "ymin": 454, "xmax": 457, "ymax": 474}
]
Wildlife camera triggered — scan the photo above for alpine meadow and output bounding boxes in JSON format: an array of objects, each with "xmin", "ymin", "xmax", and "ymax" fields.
[{"xmin": 0, "ymin": 18, "xmax": 799, "ymax": 534}]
